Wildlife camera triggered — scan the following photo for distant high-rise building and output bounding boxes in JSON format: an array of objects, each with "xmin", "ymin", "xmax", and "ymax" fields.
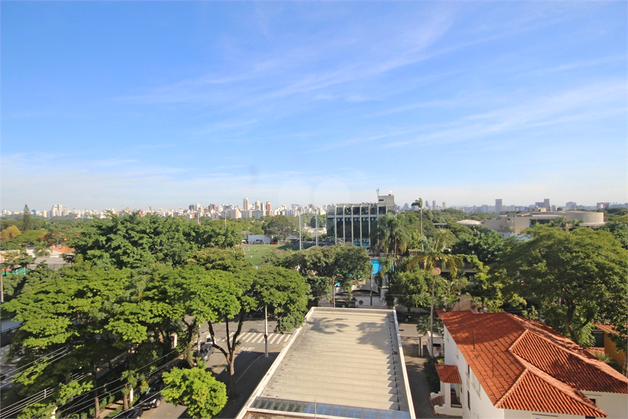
[
  {"xmin": 254, "ymin": 200, "xmax": 262, "ymax": 211},
  {"xmin": 266, "ymin": 201, "xmax": 272, "ymax": 212},
  {"xmin": 243, "ymin": 197, "xmax": 250, "ymax": 211},
  {"xmin": 442, "ymin": 202, "xmax": 446, "ymax": 210},
  {"xmin": 432, "ymin": 200, "xmax": 436, "ymax": 211},
  {"xmin": 534, "ymin": 199, "xmax": 550, "ymax": 210},
  {"xmin": 495, "ymin": 199, "xmax": 503, "ymax": 213},
  {"xmin": 566, "ymin": 201, "xmax": 577, "ymax": 211}
]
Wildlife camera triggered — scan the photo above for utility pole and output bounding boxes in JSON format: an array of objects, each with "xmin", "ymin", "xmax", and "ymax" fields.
[
  {"xmin": 369, "ymin": 264, "xmax": 373, "ymax": 306},
  {"xmin": 414, "ymin": 198, "xmax": 424, "ymax": 252},
  {"xmin": 315, "ymin": 208, "xmax": 318, "ymax": 246},
  {"xmin": 264, "ymin": 305, "xmax": 269, "ymax": 358},
  {"xmin": 298, "ymin": 210, "xmax": 302, "ymax": 251}
]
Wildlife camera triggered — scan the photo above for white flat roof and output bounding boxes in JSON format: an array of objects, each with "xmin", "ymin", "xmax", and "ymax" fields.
[{"xmin": 239, "ymin": 307, "xmax": 415, "ymax": 419}]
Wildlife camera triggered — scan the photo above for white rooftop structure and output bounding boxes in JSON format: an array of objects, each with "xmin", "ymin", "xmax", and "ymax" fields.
[{"xmin": 238, "ymin": 307, "xmax": 415, "ymax": 419}]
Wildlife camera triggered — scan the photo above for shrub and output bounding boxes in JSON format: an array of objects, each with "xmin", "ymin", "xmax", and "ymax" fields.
[{"xmin": 423, "ymin": 356, "xmax": 441, "ymax": 393}]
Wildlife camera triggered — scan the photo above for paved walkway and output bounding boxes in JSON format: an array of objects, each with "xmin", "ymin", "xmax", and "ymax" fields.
[{"xmin": 403, "ymin": 354, "xmax": 439, "ymax": 418}]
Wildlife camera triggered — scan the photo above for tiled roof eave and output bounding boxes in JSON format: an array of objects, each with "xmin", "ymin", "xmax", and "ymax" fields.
[
  {"xmin": 435, "ymin": 364, "xmax": 462, "ymax": 384},
  {"xmin": 498, "ymin": 356, "xmax": 608, "ymax": 418}
]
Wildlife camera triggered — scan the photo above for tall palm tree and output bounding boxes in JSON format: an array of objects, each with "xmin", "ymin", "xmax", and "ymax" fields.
[
  {"xmin": 408, "ymin": 230, "xmax": 463, "ymax": 357},
  {"xmin": 412, "ymin": 198, "xmax": 424, "ymax": 251}
]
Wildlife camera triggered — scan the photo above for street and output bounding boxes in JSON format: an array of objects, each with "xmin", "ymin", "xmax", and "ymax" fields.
[{"xmin": 141, "ymin": 318, "xmax": 293, "ymax": 419}]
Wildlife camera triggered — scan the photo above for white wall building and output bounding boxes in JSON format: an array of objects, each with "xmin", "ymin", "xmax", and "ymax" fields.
[{"xmin": 432, "ymin": 310, "xmax": 627, "ymax": 419}]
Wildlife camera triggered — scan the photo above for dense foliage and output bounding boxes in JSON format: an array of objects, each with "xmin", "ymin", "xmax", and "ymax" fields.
[
  {"xmin": 70, "ymin": 212, "xmax": 241, "ymax": 268},
  {"xmin": 497, "ymin": 226, "xmax": 628, "ymax": 348},
  {"xmin": 269, "ymin": 245, "xmax": 371, "ymax": 300},
  {"xmin": 162, "ymin": 367, "xmax": 227, "ymax": 418}
]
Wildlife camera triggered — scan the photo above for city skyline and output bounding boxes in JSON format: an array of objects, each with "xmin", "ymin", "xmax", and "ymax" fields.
[
  {"xmin": 2, "ymin": 195, "xmax": 622, "ymax": 216},
  {"xmin": 2, "ymin": 2, "xmax": 626, "ymax": 210}
]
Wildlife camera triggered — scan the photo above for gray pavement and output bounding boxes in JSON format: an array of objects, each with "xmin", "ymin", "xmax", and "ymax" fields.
[
  {"xmin": 216, "ymin": 352, "xmax": 278, "ymax": 419},
  {"xmin": 398, "ymin": 321, "xmax": 461, "ymax": 419},
  {"xmin": 403, "ymin": 354, "xmax": 439, "ymax": 418}
]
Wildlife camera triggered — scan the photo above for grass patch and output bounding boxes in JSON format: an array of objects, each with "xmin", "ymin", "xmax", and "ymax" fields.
[{"xmin": 241, "ymin": 244, "xmax": 279, "ymax": 267}]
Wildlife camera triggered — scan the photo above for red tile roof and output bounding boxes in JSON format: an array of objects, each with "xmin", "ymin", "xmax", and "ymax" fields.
[
  {"xmin": 438, "ymin": 310, "xmax": 627, "ymax": 417},
  {"xmin": 435, "ymin": 364, "xmax": 462, "ymax": 384},
  {"xmin": 594, "ymin": 323, "xmax": 622, "ymax": 336},
  {"xmin": 586, "ymin": 347, "xmax": 606, "ymax": 357}
]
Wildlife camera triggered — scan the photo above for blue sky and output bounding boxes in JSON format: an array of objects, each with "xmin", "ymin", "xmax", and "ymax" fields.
[{"xmin": 2, "ymin": 1, "xmax": 626, "ymax": 211}]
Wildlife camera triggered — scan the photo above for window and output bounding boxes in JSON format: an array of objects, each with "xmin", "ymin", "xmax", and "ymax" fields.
[
  {"xmin": 467, "ymin": 391, "xmax": 470, "ymax": 410},
  {"xmin": 584, "ymin": 398, "xmax": 597, "ymax": 419}
]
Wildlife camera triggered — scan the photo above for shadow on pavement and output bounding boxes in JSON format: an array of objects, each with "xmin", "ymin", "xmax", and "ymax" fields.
[
  {"xmin": 211, "ymin": 352, "xmax": 279, "ymax": 419},
  {"xmin": 404, "ymin": 355, "xmax": 439, "ymax": 419}
]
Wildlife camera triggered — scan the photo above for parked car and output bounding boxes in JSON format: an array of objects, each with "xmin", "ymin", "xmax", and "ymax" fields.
[
  {"xmin": 139, "ymin": 379, "xmax": 165, "ymax": 410},
  {"xmin": 113, "ymin": 406, "xmax": 143, "ymax": 418},
  {"xmin": 199, "ymin": 336, "xmax": 215, "ymax": 361}
]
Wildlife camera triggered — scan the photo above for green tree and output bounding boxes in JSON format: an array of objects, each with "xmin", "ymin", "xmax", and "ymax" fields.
[
  {"xmin": 12, "ymin": 230, "xmax": 48, "ymax": 247},
  {"xmin": 3, "ymin": 267, "xmax": 134, "ymax": 415},
  {"xmin": 371, "ymin": 213, "xmax": 411, "ymax": 262},
  {"xmin": 274, "ymin": 246, "xmax": 371, "ymax": 302},
  {"xmin": 408, "ymin": 230, "xmax": 464, "ymax": 352},
  {"xmin": 601, "ymin": 220, "xmax": 628, "ymax": 248},
  {"xmin": 0, "ymin": 225, "xmax": 21, "ymax": 241},
  {"xmin": 251, "ymin": 266, "xmax": 310, "ymax": 332},
  {"xmin": 308, "ymin": 213, "xmax": 326, "ymax": 229},
  {"xmin": 386, "ymin": 268, "xmax": 432, "ymax": 308},
  {"xmin": 70, "ymin": 212, "xmax": 235, "ymax": 269},
  {"xmin": 188, "ymin": 247, "xmax": 249, "ymax": 272},
  {"xmin": 162, "ymin": 367, "xmax": 227, "ymax": 419},
  {"xmin": 499, "ymin": 226, "xmax": 628, "ymax": 347},
  {"xmin": 452, "ymin": 230, "xmax": 504, "ymax": 264},
  {"xmin": 263, "ymin": 215, "xmax": 297, "ymax": 242},
  {"xmin": 21, "ymin": 205, "xmax": 34, "ymax": 231}
]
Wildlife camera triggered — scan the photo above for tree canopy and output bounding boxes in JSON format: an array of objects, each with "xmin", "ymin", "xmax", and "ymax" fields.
[
  {"xmin": 498, "ymin": 226, "xmax": 628, "ymax": 347},
  {"xmin": 70, "ymin": 212, "xmax": 239, "ymax": 269},
  {"xmin": 263, "ymin": 215, "xmax": 297, "ymax": 241},
  {"xmin": 162, "ymin": 367, "xmax": 227, "ymax": 419}
]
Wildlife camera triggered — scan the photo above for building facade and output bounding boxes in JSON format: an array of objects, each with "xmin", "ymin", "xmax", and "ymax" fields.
[
  {"xmin": 483, "ymin": 211, "xmax": 605, "ymax": 235},
  {"xmin": 326, "ymin": 193, "xmax": 396, "ymax": 247},
  {"xmin": 431, "ymin": 310, "xmax": 627, "ymax": 419}
]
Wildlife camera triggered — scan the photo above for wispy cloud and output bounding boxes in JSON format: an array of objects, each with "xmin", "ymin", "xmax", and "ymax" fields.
[{"xmin": 383, "ymin": 80, "xmax": 627, "ymax": 149}]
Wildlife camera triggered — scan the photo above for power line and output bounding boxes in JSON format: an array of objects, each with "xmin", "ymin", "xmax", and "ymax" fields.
[
  {"xmin": 1, "ymin": 347, "xmax": 70, "ymax": 385},
  {"xmin": 1, "ymin": 348, "xmax": 178, "ymax": 418}
]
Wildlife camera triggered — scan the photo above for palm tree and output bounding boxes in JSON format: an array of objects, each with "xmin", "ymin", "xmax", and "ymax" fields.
[
  {"xmin": 371, "ymin": 214, "xmax": 411, "ymax": 264},
  {"xmin": 412, "ymin": 198, "xmax": 424, "ymax": 251},
  {"xmin": 408, "ymin": 230, "xmax": 463, "ymax": 357}
]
